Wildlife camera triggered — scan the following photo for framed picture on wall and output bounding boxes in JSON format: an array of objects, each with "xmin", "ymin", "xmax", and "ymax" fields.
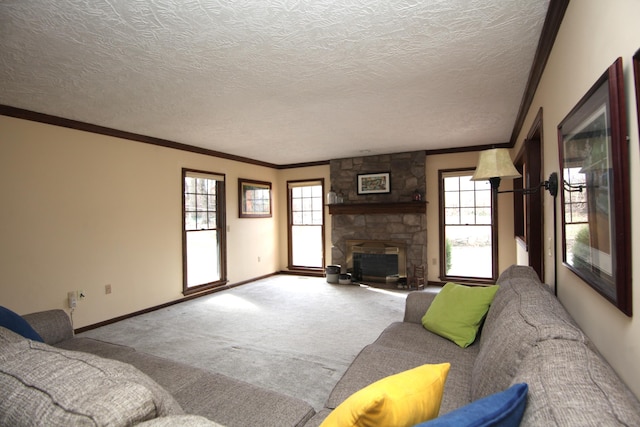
[
  {"xmin": 239, "ymin": 178, "xmax": 272, "ymax": 218},
  {"xmin": 633, "ymin": 48, "xmax": 640, "ymax": 132},
  {"xmin": 357, "ymin": 172, "xmax": 391, "ymax": 195},
  {"xmin": 557, "ymin": 57, "xmax": 632, "ymax": 316}
]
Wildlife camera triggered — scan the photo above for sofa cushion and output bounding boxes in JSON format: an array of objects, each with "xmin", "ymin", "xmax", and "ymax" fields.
[
  {"xmin": 487, "ymin": 265, "xmax": 547, "ymax": 323},
  {"xmin": 512, "ymin": 339, "xmax": 640, "ymax": 427},
  {"xmin": 56, "ymin": 336, "xmax": 136, "ymax": 360},
  {"xmin": 52, "ymin": 336, "xmax": 316, "ymax": 427},
  {"xmin": 22, "ymin": 309, "xmax": 73, "ymax": 345},
  {"xmin": 115, "ymin": 350, "xmax": 316, "ymax": 427},
  {"xmin": 471, "ymin": 268, "xmax": 587, "ymax": 400},
  {"xmin": 0, "ymin": 338, "xmax": 183, "ymax": 426},
  {"xmin": 137, "ymin": 415, "xmax": 226, "ymax": 426},
  {"xmin": 0, "ymin": 326, "xmax": 28, "ymax": 344},
  {"xmin": 403, "ymin": 291, "xmax": 438, "ymax": 324},
  {"xmin": 171, "ymin": 371, "xmax": 316, "ymax": 427},
  {"xmin": 414, "ymin": 383, "xmax": 528, "ymax": 427},
  {"xmin": 320, "ymin": 363, "xmax": 450, "ymax": 427},
  {"xmin": 304, "ymin": 409, "xmax": 334, "ymax": 427},
  {"xmin": 0, "ymin": 306, "xmax": 43, "ymax": 342},
  {"xmin": 374, "ymin": 322, "xmax": 480, "ymax": 359},
  {"xmin": 373, "ymin": 321, "xmax": 480, "ymax": 412},
  {"xmin": 326, "ymin": 341, "xmax": 475, "ymax": 416},
  {"xmin": 422, "ymin": 283, "xmax": 499, "ymax": 348}
]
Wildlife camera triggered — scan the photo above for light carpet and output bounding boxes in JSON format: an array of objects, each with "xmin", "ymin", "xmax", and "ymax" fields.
[{"xmin": 78, "ymin": 275, "xmax": 413, "ymax": 410}]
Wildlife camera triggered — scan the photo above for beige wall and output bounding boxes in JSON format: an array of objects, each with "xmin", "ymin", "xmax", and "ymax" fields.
[
  {"xmin": 0, "ymin": 114, "xmax": 519, "ymax": 330},
  {"xmin": 513, "ymin": 0, "xmax": 640, "ymax": 398},
  {"xmin": 425, "ymin": 151, "xmax": 517, "ymax": 283},
  {"xmin": 0, "ymin": 116, "xmax": 279, "ymax": 328}
]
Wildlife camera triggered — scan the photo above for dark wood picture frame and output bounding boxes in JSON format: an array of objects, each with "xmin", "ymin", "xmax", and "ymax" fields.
[
  {"xmin": 633, "ymin": 48, "xmax": 640, "ymax": 132},
  {"xmin": 557, "ymin": 57, "xmax": 631, "ymax": 316},
  {"xmin": 238, "ymin": 178, "xmax": 272, "ymax": 218},
  {"xmin": 357, "ymin": 172, "xmax": 391, "ymax": 195}
]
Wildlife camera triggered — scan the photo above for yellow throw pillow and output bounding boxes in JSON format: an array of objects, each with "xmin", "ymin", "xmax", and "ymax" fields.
[{"xmin": 320, "ymin": 363, "xmax": 451, "ymax": 427}]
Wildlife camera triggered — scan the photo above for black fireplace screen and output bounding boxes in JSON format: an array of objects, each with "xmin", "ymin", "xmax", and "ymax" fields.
[
  {"xmin": 346, "ymin": 239, "xmax": 407, "ymax": 283},
  {"xmin": 352, "ymin": 252, "xmax": 399, "ymax": 281}
]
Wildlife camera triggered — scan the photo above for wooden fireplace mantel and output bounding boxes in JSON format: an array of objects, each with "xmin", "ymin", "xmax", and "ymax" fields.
[{"xmin": 328, "ymin": 201, "xmax": 427, "ymax": 215}]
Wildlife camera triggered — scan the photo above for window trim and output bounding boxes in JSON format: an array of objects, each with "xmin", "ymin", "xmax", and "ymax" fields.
[
  {"xmin": 438, "ymin": 168, "xmax": 498, "ymax": 284},
  {"xmin": 182, "ymin": 168, "xmax": 228, "ymax": 295},
  {"xmin": 287, "ymin": 178, "xmax": 325, "ymax": 272}
]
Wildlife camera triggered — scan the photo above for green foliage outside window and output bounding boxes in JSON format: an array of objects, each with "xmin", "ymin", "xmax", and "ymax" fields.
[{"xmin": 445, "ymin": 238, "xmax": 452, "ymax": 274}]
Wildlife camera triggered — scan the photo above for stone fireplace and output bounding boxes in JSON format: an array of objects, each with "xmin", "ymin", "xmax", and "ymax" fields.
[{"xmin": 329, "ymin": 151, "xmax": 427, "ymax": 281}]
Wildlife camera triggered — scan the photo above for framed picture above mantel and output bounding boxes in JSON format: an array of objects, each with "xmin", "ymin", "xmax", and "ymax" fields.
[{"xmin": 357, "ymin": 172, "xmax": 391, "ymax": 195}]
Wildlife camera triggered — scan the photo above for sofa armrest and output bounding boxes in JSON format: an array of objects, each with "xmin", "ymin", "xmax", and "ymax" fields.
[
  {"xmin": 403, "ymin": 291, "xmax": 437, "ymax": 324},
  {"xmin": 22, "ymin": 309, "xmax": 73, "ymax": 345}
]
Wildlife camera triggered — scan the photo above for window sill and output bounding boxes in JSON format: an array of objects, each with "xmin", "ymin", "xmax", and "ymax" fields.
[{"xmin": 183, "ymin": 280, "xmax": 229, "ymax": 296}]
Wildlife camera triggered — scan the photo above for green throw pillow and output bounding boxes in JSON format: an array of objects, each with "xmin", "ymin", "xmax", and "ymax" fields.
[{"xmin": 422, "ymin": 283, "xmax": 499, "ymax": 348}]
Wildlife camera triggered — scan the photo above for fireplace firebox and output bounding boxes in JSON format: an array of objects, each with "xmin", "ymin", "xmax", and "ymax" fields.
[{"xmin": 346, "ymin": 239, "xmax": 407, "ymax": 283}]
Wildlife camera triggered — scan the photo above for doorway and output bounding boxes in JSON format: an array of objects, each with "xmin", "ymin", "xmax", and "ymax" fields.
[{"xmin": 514, "ymin": 109, "xmax": 544, "ymax": 280}]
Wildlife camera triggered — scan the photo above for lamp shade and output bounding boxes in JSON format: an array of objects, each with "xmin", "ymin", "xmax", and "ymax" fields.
[{"xmin": 471, "ymin": 148, "xmax": 522, "ymax": 181}]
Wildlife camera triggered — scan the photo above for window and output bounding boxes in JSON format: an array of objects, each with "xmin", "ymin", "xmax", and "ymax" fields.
[
  {"xmin": 288, "ymin": 180, "xmax": 324, "ymax": 270},
  {"xmin": 182, "ymin": 169, "xmax": 227, "ymax": 294},
  {"xmin": 439, "ymin": 169, "xmax": 497, "ymax": 283}
]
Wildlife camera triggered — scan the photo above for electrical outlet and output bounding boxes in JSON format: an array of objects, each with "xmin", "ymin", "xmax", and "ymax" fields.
[{"xmin": 105, "ymin": 284, "xmax": 112, "ymax": 294}]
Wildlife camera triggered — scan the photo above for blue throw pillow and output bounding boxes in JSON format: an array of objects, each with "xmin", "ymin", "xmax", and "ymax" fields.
[
  {"xmin": 413, "ymin": 383, "xmax": 528, "ymax": 427},
  {"xmin": 0, "ymin": 306, "xmax": 43, "ymax": 342}
]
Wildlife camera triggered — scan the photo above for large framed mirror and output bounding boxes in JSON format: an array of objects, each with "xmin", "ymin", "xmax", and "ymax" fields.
[{"xmin": 557, "ymin": 57, "xmax": 631, "ymax": 316}]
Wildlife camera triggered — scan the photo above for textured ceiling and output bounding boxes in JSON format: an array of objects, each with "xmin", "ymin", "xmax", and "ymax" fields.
[{"xmin": 0, "ymin": 0, "xmax": 550, "ymax": 165}]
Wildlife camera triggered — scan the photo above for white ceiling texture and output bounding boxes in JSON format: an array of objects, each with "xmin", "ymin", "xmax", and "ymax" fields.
[{"xmin": 0, "ymin": 0, "xmax": 550, "ymax": 166}]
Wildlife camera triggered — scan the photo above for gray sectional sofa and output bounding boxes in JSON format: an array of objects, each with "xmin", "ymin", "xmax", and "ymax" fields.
[
  {"xmin": 4, "ymin": 310, "xmax": 316, "ymax": 427},
  {"xmin": 3, "ymin": 264, "xmax": 640, "ymax": 426},
  {"xmin": 305, "ymin": 264, "xmax": 640, "ymax": 426}
]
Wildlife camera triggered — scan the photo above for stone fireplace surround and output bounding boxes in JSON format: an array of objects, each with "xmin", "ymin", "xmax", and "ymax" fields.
[{"xmin": 329, "ymin": 151, "xmax": 427, "ymax": 281}]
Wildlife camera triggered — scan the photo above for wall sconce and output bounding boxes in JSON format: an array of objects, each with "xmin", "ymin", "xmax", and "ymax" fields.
[{"xmin": 470, "ymin": 148, "xmax": 558, "ymax": 197}]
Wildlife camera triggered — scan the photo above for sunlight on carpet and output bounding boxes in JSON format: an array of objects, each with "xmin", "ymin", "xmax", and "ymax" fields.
[{"xmin": 202, "ymin": 293, "xmax": 261, "ymax": 311}]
